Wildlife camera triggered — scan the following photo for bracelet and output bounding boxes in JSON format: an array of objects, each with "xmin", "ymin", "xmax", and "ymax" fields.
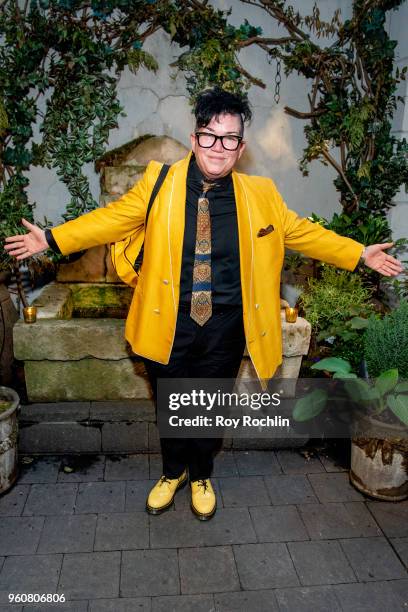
[{"xmin": 360, "ymin": 247, "xmax": 367, "ymax": 263}]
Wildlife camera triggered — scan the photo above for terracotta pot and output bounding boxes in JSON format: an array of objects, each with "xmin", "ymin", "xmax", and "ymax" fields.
[
  {"xmin": 0, "ymin": 386, "xmax": 20, "ymax": 494},
  {"xmin": 350, "ymin": 412, "xmax": 408, "ymax": 501}
]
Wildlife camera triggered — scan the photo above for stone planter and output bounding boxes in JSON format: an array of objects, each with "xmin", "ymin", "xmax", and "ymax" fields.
[
  {"xmin": 0, "ymin": 386, "xmax": 20, "ymax": 494},
  {"xmin": 350, "ymin": 412, "xmax": 408, "ymax": 501}
]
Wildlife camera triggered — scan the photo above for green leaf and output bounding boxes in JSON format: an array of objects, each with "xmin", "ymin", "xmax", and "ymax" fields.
[
  {"xmin": 387, "ymin": 394, "xmax": 408, "ymax": 426},
  {"xmin": 395, "ymin": 381, "xmax": 408, "ymax": 393},
  {"xmin": 345, "ymin": 378, "xmax": 375, "ymax": 402},
  {"xmin": 333, "ymin": 371, "xmax": 358, "ymax": 379},
  {"xmin": 350, "ymin": 317, "xmax": 369, "ymax": 329},
  {"xmin": 311, "ymin": 357, "xmax": 352, "ymax": 374},
  {"xmin": 292, "ymin": 389, "xmax": 328, "ymax": 422},
  {"xmin": 375, "ymin": 369, "xmax": 399, "ymax": 397}
]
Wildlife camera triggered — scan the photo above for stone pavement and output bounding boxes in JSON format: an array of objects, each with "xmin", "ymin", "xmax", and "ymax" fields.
[{"xmin": 0, "ymin": 449, "xmax": 406, "ymax": 612}]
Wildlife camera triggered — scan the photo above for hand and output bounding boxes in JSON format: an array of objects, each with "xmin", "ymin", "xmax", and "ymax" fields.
[
  {"xmin": 362, "ymin": 242, "xmax": 404, "ymax": 277},
  {"xmin": 3, "ymin": 218, "xmax": 49, "ymax": 261}
]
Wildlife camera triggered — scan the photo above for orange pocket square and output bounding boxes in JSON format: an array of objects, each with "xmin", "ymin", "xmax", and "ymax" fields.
[{"xmin": 257, "ymin": 224, "xmax": 274, "ymax": 237}]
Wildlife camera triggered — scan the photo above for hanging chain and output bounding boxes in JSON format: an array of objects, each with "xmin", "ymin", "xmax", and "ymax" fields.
[{"xmin": 274, "ymin": 57, "xmax": 281, "ymax": 104}]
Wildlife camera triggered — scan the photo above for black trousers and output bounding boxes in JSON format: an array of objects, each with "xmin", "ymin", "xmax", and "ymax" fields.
[{"xmin": 143, "ymin": 302, "xmax": 246, "ymax": 481}]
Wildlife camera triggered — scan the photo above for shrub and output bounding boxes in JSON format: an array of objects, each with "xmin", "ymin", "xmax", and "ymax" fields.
[
  {"xmin": 364, "ymin": 300, "xmax": 408, "ymax": 379},
  {"xmin": 299, "ymin": 266, "xmax": 375, "ymax": 369}
]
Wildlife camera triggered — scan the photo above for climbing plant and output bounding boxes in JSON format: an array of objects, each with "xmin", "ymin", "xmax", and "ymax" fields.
[
  {"xmin": 0, "ymin": 0, "xmax": 264, "ymax": 276},
  {"xmin": 238, "ymin": 0, "xmax": 408, "ymax": 255}
]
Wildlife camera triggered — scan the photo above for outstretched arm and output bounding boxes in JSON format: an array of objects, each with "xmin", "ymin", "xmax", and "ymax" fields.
[{"xmin": 4, "ymin": 218, "xmax": 49, "ymax": 261}]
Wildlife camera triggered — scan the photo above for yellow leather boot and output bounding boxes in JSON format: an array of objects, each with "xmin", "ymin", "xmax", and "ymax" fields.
[
  {"xmin": 190, "ymin": 479, "xmax": 216, "ymax": 520},
  {"xmin": 146, "ymin": 470, "xmax": 187, "ymax": 515}
]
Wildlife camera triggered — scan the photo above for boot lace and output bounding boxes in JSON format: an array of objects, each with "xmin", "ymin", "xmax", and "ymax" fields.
[
  {"xmin": 197, "ymin": 479, "xmax": 209, "ymax": 492},
  {"xmin": 159, "ymin": 475, "xmax": 172, "ymax": 486}
]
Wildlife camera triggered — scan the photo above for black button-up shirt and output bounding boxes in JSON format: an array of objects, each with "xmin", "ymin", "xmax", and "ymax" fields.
[
  {"xmin": 179, "ymin": 156, "xmax": 241, "ymax": 305},
  {"xmin": 46, "ymin": 156, "xmax": 242, "ymax": 306}
]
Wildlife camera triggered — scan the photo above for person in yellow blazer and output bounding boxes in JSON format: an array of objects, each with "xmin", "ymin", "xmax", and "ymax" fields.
[{"xmin": 4, "ymin": 87, "xmax": 403, "ymax": 521}]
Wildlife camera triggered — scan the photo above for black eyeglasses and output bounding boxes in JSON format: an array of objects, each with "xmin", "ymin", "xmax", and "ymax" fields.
[{"xmin": 195, "ymin": 132, "xmax": 243, "ymax": 151}]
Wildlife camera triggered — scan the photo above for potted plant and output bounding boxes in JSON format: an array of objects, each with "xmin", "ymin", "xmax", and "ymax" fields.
[
  {"xmin": 293, "ymin": 300, "xmax": 408, "ymax": 500},
  {"xmin": 0, "ymin": 385, "xmax": 20, "ymax": 494}
]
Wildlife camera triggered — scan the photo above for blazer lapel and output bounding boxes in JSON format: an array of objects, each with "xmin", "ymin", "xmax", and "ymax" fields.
[
  {"xmin": 232, "ymin": 171, "xmax": 254, "ymax": 336},
  {"xmin": 168, "ymin": 151, "xmax": 192, "ymax": 310}
]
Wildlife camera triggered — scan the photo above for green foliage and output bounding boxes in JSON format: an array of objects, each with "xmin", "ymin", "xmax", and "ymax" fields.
[
  {"xmin": 364, "ymin": 300, "xmax": 408, "ymax": 379},
  {"xmin": 294, "ymin": 358, "xmax": 408, "ymax": 426},
  {"xmin": 0, "ymin": 0, "xmax": 264, "ymax": 272},
  {"xmin": 299, "ymin": 265, "xmax": 375, "ymax": 369},
  {"xmin": 250, "ymin": 0, "xmax": 408, "ymax": 299}
]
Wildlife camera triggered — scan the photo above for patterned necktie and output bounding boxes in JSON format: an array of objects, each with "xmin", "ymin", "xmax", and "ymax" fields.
[{"xmin": 190, "ymin": 180, "xmax": 218, "ymax": 325}]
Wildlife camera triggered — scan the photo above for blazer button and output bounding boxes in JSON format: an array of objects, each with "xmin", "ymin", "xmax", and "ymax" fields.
[
  {"xmin": 255, "ymin": 304, "xmax": 260, "ymax": 309},
  {"xmin": 153, "ymin": 308, "xmax": 160, "ymax": 314},
  {"xmin": 163, "ymin": 279, "xmax": 169, "ymax": 285},
  {"xmin": 261, "ymin": 331, "xmax": 266, "ymax": 336}
]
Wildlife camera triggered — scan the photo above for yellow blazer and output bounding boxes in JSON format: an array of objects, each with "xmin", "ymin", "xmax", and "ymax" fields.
[{"xmin": 51, "ymin": 151, "xmax": 364, "ymax": 386}]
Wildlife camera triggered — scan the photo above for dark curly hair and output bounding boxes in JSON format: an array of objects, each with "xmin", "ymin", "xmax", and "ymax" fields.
[{"xmin": 194, "ymin": 87, "xmax": 252, "ymax": 136}]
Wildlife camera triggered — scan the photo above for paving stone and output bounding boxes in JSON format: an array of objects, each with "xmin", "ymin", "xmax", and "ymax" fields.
[
  {"xmin": 125, "ymin": 480, "xmax": 158, "ymax": 513},
  {"xmin": 22, "ymin": 601, "xmax": 88, "ymax": 611},
  {"xmin": 23, "ymin": 484, "xmax": 77, "ymax": 516},
  {"xmin": 212, "ymin": 451, "xmax": 239, "ymax": 477},
  {"xmin": 264, "ymin": 474, "xmax": 318, "ymax": 505},
  {"xmin": 152, "ymin": 594, "xmax": 215, "ymax": 612},
  {"xmin": 150, "ymin": 507, "xmax": 256, "ymax": 548},
  {"xmin": 121, "ymin": 549, "xmax": 179, "ymax": 597},
  {"xmin": 392, "ymin": 579, "xmax": 408, "ymax": 609},
  {"xmin": 20, "ymin": 402, "xmax": 90, "ymax": 422},
  {"xmin": 149, "ymin": 454, "xmax": 163, "ymax": 479},
  {"xmin": 89, "ymin": 598, "xmax": 151, "ymax": 612},
  {"xmin": 276, "ymin": 450, "xmax": 325, "ymax": 474},
  {"xmin": 233, "ymin": 451, "xmax": 281, "ymax": 476},
  {"xmin": 17, "ymin": 456, "xmax": 61, "ymax": 484},
  {"xmin": 102, "ymin": 423, "xmax": 148, "ymax": 453},
  {"xmin": 339, "ymin": 537, "xmax": 407, "ymax": 581},
  {"xmin": 332, "ymin": 580, "xmax": 406, "ymax": 611},
  {"xmin": 94, "ymin": 512, "xmax": 149, "ymax": 550},
  {"xmin": 249, "ymin": 505, "xmax": 309, "ymax": 542},
  {"xmin": 367, "ymin": 500, "xmax": 408, "ymax": 537},
  {"xmin": 288, "ymin": 540, "xmax": 357, "ymax": 586},
  {"xmin": 104, "ymin": 454, "xmax": 149, "ymax": 481},
  {"xmin": 90, "ymin": 399, "xmax": 155, "ymax": 422},
  {"xmin": 0, "ymin": 605, "xmax": 22, "ymax": 612},
  {"xmin": 391, "ymin": 537, "xmax": 408, "ymax": 567},
  {"xmin": 58, "ymin": 551, "xmax": 120, "ymax": 599},
  {"xmin": 275, "ymin": 585, "xmax": 341, "ymax": 611},
  {"xmin": 148, "ymin": 423, "xmax": 160, "ymax": 453},
  {"xmin": 57, "ymin": 455, "xmax": 105, "ymax": 482},
  {"xmin": 298, "ymin": 502, "xmax": 382, "ymax": 539},
  {"xmin": 0, "ymin": 555, "xmax": 62, "ymax": 602},
  {"xmin": 37, "ymin": 515, "xmax": 97, "ymax": 554},
  {"xmin": 233, "ymin": 543, "xmax": 299, "ymax": 590},
  {"xmin": 308, "ymin": 472, "xmax": 364, "ymax": 502},
  {"xmin": 19, "ymin": 423, "xmax": 101, "ymax": 454},
  {"xmin": 179, "ymin": 546, "xmax": 239, "ymax": 594},
  {"xmin": 0, "ymin": 485, "xmax": 30, "ymax": 516},
  {"xmin": 318, "ymin": 453, "xmax": 348, "ymax": 473},
  {"xmin": 75, "ymin": 482, "xmax": 125, "ymax": 514},
  {"xmin": 0, "ymin": 517, "xmax": 44, "ymax": 555},
  {"xmin": 214, "ymin": 589, "xmax": 278, "ymax": 611},
  {"xmin": 218, "ymin": 476, "xmax": 270, "ymax": 507}
]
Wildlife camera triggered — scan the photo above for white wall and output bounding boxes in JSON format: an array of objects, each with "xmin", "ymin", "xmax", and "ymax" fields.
[
  {"xmin": 388, "ymin": 2, "xmax": 408, "ymax": 243},
  {"xmin": 26, "ymin": 0, "xmax": 406, "ymax": 241}
]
